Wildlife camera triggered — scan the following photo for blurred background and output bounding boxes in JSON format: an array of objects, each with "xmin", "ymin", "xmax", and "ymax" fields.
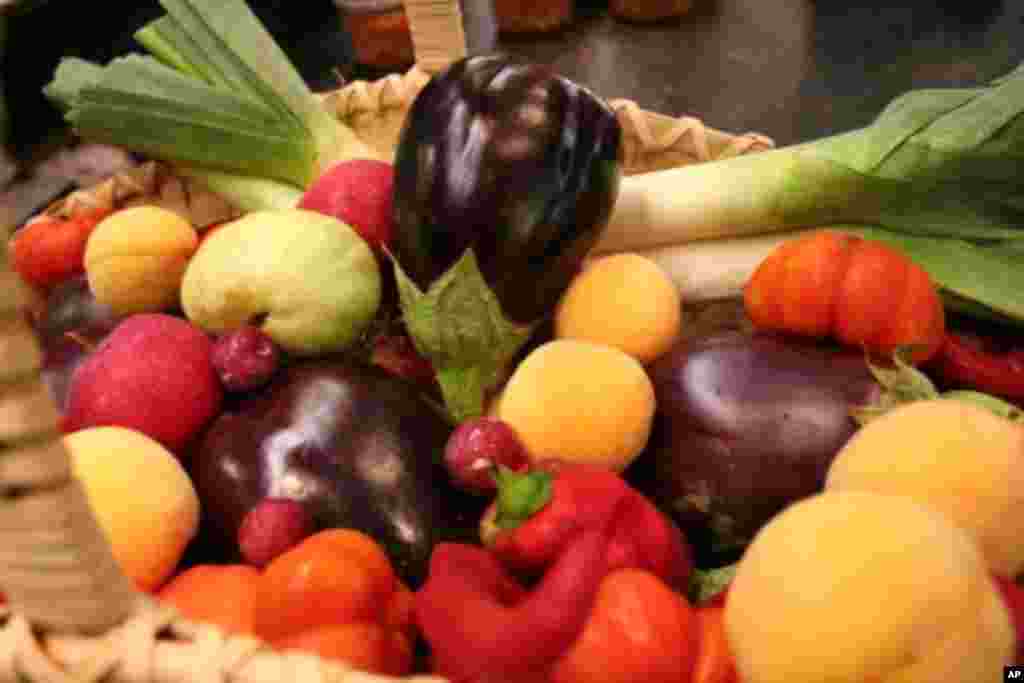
[{"xmin": 1, "ymin": 0, "xmax": 1020, "ymax": 218}]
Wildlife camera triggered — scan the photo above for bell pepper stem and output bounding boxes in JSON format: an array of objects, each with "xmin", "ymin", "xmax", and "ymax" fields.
[{"xmin": 493, "ymin": 466, "xmax": 554, "ymax": 530}]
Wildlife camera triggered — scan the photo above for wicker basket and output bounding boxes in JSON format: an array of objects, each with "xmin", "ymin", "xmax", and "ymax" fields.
[{"xmin": 0, "ymin": 1, "xmax": 772, "ymax": 680}]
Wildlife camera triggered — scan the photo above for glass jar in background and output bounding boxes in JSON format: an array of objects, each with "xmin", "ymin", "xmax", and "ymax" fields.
[
  {"xmin": 334, "ymin": 0, "xmax": 416, "ymax": 70},
  {"xmin": 493, "ymin": 0, "xmax": 572, "ymax": 34},
  {"xmin": 335, "ymin": 0, "xmax": 498, "ymax": 71},
  {"xmin": 609, "ymin": 0, "xmax": 694, "ymax": 22}
]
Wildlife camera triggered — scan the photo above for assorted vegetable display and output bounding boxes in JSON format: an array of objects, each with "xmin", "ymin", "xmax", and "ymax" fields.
[
  {"xmin": 598, "ymin": 65, "xmax": 1024, "ymax": 327},
  {"xmin": 10, "ymin": 0, "xmax": 1024, "ymax": 680}
]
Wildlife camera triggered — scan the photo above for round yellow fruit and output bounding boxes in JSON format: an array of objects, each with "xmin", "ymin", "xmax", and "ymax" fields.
[
  {"xmin": 64, "ymin": 426, "xmax": 200, "ymax": 592},
  {"xmin": 555, "ymin": 253, "xmax": 682, "ymax": 364},
  {"xmin": 495, "ymin": 339, "xmax": 656, "ymax": 471},
  {"xmin": 84, "ymin": 206, "xmax": 198, "ymax": 314},
  {"xmin": 826, "ymin": 398, "xmax": 1024, "ymax": 575},
  {"xmin": 725, "ymin": 491, "xmax": 1013, "ymax": 683}
]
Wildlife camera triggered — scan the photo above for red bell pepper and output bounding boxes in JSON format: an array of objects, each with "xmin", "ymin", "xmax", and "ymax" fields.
[
  {"xmin": 993, "ymin": 574, "xmax": 1024, "ymax": 660},
  {"xmin": 481, "ymin": 461, "xmax": 694, "ymax": 591},
  {"xmin": 930, "ymin": 331, "xmax": 1024, "ymax": 402},
  {"xmin": 415, "ymin": 520, "xmax": 617, "ymax": 683}
]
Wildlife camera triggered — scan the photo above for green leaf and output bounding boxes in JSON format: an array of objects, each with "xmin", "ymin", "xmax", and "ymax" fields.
[
  {"xmin": 688, "ymin": 564, "xmax": 737, "ymax": 605},
  {"xmin": 134, "ymin": 15, "xmax": 228, "ymax": 86},
  {"xmin": 64, "ymin": 55, "xmax": 312, "ymax": 186},
  {"xmin": 847, "ymin": 346, "xmax": 1024, "ymax": 424},
  {"xmin": 850, "ymin": 349, "xmax": 941, "ymax": 425},
  {"xmin": 393, "ymin": 249, "xmax": 535, "ymax": 423},
  {"xmin": 42, "ymin": 58, "xmax": 104, "ymax": 110},
  {"xmin": 942, "ymin": 391, "xmax": 1024, "ymax": 422},
  {"xmin": 155, "ymin": 0, "xmax": 310, "ymax": 124}
]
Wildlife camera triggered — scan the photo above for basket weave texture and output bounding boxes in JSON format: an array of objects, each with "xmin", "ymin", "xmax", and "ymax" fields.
[{"xmin": 0, "ymin": 1, "xmax": 772, "ymax": 680}]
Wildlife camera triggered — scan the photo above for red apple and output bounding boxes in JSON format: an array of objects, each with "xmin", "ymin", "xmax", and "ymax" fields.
[
  {"xmin": 298, "ymin": 159, "xmax": 396, "ymax": 251},
  {"xmin": 62, "ymin": 313, "xmax": 223, "ymax": 453}
]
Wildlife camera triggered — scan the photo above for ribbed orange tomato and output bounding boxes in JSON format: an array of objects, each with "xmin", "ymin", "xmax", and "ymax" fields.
[{"xmin": 743, "ymin": 230, "xmax": 945, "ymax": 363}]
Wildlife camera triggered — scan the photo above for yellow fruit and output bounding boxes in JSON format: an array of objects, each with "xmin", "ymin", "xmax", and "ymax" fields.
[
  {"xmin": 725, "ymin": 491, "xmax": 1013, "ymax": 683},
  {"xmin": 555, "ymin": 253, "xmax": 682, "ymax": 364},
  {"xmin": 84, "ymin": 206, "xmax": 198, "ymax": 314},
  {"xmin": 64, "ymin": 426, "xmax": 200, "ymax": 592},
  {"xmin": 495, "ymin": 339, "xmax": 656, "ymax": 471},
  {"xmin": 826, "ymin": 398, "xmax": 1024, "ymax": 575}
]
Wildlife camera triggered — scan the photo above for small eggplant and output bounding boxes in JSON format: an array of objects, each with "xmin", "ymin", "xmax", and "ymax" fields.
[
  {"xmin": 627, "ymin": 332, "xmax": 882, "ymax": 566},
  {"xmin": 189, "ymin": 359, "xmax": 487, "ymax": 587},
  {"xmin": 390, "ymin": 54, "xmax": 622, "ymax": 421}
]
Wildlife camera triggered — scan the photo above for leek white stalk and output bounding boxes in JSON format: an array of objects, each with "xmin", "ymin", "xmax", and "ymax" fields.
[
  {"xmin": 621, "ymin": 230, "xmax": 813, "ymax": 303},
  {"xmin": 173, "ymin": 165, "xmax": 303, "ymax": 212},
  {"xmin": 597, "ymin": 62, "xmax": 1024, "ymax": 255},
  {"xmin": 595, "ymin": 151, "xmax": 831, "ymax": 253}
]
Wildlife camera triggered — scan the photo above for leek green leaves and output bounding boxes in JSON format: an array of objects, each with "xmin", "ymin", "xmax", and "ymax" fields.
[{"xmin": 44, "ymin": 0, "xmax": 378, "ymax": 205}]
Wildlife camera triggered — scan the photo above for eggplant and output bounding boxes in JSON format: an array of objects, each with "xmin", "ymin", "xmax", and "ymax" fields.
[
  {"xmin": 31, "ymin": 276, "xmax": 123, "ymax": 409},
  {"xmin": 627, "ymin": 332, "xmax": 882, "ymax": 566},
  {"xmin": 389, "ymin": 54, "xmax": 622, "ymax": 421},
  {"xmin": 189, "ymin": 359, "xmax": 487, "ymax": 587}
]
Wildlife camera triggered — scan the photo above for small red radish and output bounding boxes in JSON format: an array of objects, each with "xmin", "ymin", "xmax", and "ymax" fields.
[
  {"xmin": 212, "ymin": 326, "xmax": 281, "ymax": 393},
  {"xmin": 238, "ymin": 498, "xmax": 315, "ymax": 568},
  {"xmin": 444, "ymin": 417, "xmax": 531, "ymax": 496},
  {"xmin": 299, "ymin": 159, "xmax": 396, "ymax": 251}
]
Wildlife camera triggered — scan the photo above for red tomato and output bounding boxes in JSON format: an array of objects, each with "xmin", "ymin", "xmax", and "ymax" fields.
[
  {"xmin": 744, "ymin": 230, "xmax": 945, "ymax": 364},
  {"xmin": 10, "ymin": 209, "xmax": 111, "ymax": 289}
]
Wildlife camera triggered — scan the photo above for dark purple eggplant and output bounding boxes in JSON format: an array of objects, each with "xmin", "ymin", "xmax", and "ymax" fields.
[
  {"xmin": 389, "ymin": 54, "xmax": 622, "ymax": 421},
  {"xmin": 30, "ymin": 275, "xmax": 122, "ymax": 409},
  {"xmin": 189, "ymin": 358, "xmax": 487, "ymax": 587},
  {"xmin": 627, "ymin": 332, "xmax": 881, "ymax": 566}
]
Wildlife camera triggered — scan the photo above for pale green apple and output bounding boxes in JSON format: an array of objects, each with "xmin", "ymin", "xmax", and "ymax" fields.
[{"xmin": 181, "ymin": 209, "xmax": 381, "ymax": 355}]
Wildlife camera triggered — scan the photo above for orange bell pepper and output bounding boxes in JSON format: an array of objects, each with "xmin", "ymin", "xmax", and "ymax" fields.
[
  {"xmin": 157, "ymin": 529, "xmax": 414, "ymax": 677},
  {"xmin": 157, "ymin": 564, "xmax": 262, "ymax": 636},
  {"xmin": 551, "ymin": 568, "xmax": 699, "ymax": 683},
  {"xmin": 692, "ymin": 606, "xmax": 739, "ymax": 683}
]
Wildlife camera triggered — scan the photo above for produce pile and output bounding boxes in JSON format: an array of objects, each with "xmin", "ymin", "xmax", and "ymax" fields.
[{"xmin": 9, "ymin": 0, "xmax": 1024, "ymax": 681}]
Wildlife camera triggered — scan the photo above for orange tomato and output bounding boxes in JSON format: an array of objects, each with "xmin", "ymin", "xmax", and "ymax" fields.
[
  {"xmin": 692, "ymin": 606, "xmax": 739, "ymax": 683},
  {"xmin": 10, "ymin": 209, "xmax": 111, "ymax": 289},
  {"xmin": 253, "ymin": 529, "xmax": 399, "ymax": 642},
  {"xmin": 274, "ymin": 622, "xmax": 413, "ymax": 676},
  {"xmin": 156, "ymin": 564, "xmax": 260, "ymax": 636},
  {"xmin": 550, "ymin": 568, "xmax": 698, "ymax": 683},
  {"xmin": 743, "ymin": 230, "xmax": 945, "ymax": 363}
]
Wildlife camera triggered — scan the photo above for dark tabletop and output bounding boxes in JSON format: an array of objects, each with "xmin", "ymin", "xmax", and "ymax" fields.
[{"xmin": 2, "ymin": 0, "xmax": 1022, "ymax": 210}]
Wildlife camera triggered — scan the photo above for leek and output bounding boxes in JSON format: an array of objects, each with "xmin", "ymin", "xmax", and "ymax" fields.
[
  {"xmin": 43, "ymin": 0, "xmax": 380, "ymax": 209},
  {"xmin": 620, "ymin": 231, "xmax": 814, "ymax": 303},
  {"xmin": 597, "ymin": 62, "xmax": 1024, "ymax": 251},
  {"xmin": 595, "ymin": 61, "xmax": 1024, "ymax": 325}
]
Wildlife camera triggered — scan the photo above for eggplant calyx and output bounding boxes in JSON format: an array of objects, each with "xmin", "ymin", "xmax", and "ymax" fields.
[
  {"xmin": 392, "ymin": 248, "xmax": 535, "ymax": 423},
  {"xmin": 850, "ymin": 347, "xmax": 1024, "ymax": 424},
  {"xmin": 493, "ymin": 466, "xmax": 554, "ymax": 531}
]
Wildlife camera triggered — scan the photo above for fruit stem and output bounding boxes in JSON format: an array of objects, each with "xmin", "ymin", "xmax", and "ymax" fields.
[{"xmin": 493, "ymin": 466, "xmax": 553, "ymax": 530}]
